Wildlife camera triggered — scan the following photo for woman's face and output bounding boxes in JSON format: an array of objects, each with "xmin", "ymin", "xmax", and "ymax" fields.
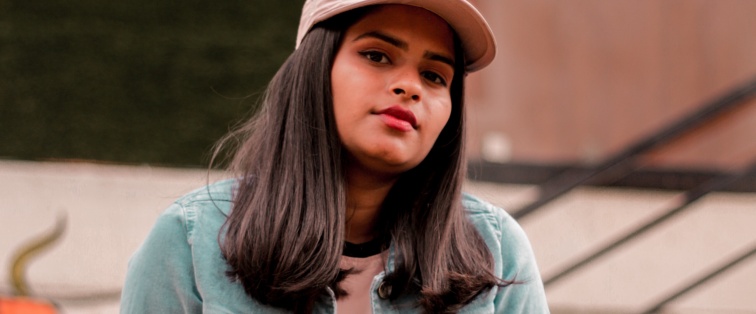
[{"xmin": 331, "ymin": 4, "xmax": 456, "ymax": 177}]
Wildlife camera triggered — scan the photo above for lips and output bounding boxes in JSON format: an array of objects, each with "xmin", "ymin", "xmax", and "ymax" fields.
[{"xmin": 376, "ymin": 106, "xmax": 417, "ymax": 131}]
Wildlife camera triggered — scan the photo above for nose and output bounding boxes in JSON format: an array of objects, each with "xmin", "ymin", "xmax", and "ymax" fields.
[{"xmin": 390, "ymin": 70, "xmax": 422, "ymax": 102}]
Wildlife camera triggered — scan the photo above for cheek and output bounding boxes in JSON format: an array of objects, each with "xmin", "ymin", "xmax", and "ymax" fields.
[
  {"xmin": 331, "ymin": 84, "xmax": 362, "ymax": 137},
  {"xmin": 331, "ymin": 58, "xmax": 369, "ymax": 117},
  {"xmin": 429, "ymin": 102, "xmax": 453, "ymax": 139},
  {"xmin": 331, "ymin": 62, "xmax": 355, "ymax": 134}
]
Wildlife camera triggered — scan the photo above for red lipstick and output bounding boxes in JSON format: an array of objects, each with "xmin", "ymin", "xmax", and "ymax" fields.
[{"xmin": 377, "ymin": 106, "xmax": 417, "ymax": 132}]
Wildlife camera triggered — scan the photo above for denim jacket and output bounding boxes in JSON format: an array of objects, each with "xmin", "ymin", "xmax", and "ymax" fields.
[{"xmin": 121, "ymin": 179, "xmax": 549, "ymax": 313}]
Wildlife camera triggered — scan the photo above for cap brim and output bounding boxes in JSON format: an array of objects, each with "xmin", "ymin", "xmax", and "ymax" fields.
[{"xmin": 297, "ymin": 0, "xmax": 496, "ymax": 72}]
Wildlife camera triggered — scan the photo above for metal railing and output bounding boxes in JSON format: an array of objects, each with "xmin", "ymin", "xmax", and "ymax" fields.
[
  {"xmin": 506, "ymin": 75, "xmax": 756, "ymax": 313},
  {"xmin": 640, "ymin": 240, "xmax": 756, "ymax": 313},
  {"xmin": 543, "ymin": 160, "xmax": 756, "ymax": 287},
  {"xmin": 511, "ymin": 76, "xmax": 756, "ymax": 220}
]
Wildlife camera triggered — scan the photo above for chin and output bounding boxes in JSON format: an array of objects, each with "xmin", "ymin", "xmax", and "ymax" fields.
[
  {"xmin": 377, "ymin": 156, "xmax": 425, "ymax": 174},
  {"xmin": 352, "ymin": 153, "xmax": 421, "ymax": 176}
]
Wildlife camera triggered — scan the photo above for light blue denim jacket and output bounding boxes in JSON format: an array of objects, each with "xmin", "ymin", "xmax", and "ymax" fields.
[{"xmin": 121, "ymin": 179, "xmax": 549, "ymax": 313}]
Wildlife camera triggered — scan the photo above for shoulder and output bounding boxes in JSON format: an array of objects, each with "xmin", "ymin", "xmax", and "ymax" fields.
[
  {"xmin": 122, "ymin": 179, "xmax": 249, "ymax": 312},
  {"xmin": 461, "ymin": 193, "xmax": 549, "ymax": 311},
  {"xmin": 164, "ymin": 178, "xmax": 237, "ymax": 241},
  {"xmin": 461, "ymin": 192, "xmax": 515, "ymax": 240},
  {"xmin": 174, "ymin": 178, "xmax": 236, "ymax": 208},
  {"xmin": 461, "ymin": 193, "xmax": 538, "ymax": 280}
]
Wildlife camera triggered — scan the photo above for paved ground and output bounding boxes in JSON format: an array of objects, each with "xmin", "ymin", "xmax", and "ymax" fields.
[{"xmin": 1, "ymin": 160, "xmax": 754, "ymax": 313}]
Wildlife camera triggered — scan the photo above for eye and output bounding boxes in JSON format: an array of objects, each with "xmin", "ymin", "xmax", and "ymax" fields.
[
  {"xmin": 422, "ymin": 71, "xmax": 448, "ymax": 86},
  {"xmin": 359, "ymin": 50, "xmax": 390, "ymax": 64}
]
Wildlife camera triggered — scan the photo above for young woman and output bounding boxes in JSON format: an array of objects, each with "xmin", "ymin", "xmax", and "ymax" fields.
[{"xmin": 121, "ymin": 0, "xmax": 549, "ymax": 313}]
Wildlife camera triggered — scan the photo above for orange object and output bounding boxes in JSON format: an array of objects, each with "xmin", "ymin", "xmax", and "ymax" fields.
[{"xmin": 0, "ymin": 296, "xmax": 58, "ymax": 314}]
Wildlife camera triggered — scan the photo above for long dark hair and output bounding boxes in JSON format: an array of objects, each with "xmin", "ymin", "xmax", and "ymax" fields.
[{"xmin": 216, "ymin": 7, "xmax": 503, "ymax": 313}]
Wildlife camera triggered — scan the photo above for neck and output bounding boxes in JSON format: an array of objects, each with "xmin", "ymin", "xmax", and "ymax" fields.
[{"xmin": 343, "ymin": 164, "xmax": 398, "ymax": 244}]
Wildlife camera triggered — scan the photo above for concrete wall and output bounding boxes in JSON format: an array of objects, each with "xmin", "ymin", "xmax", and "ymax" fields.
[{"xmin": 2, "ymin": 161, "xmax": 755, "ymax": 313}]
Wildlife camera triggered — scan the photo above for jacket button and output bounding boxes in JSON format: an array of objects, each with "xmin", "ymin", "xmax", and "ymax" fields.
[{"xmin": 377, "ymin": 281, "xmax": 392, "ymax": 299}]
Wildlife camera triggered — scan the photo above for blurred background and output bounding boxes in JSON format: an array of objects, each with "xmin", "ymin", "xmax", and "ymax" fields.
[{"xmin": 1, "ymin": 0, "xmax": 755, "ymax": 313}]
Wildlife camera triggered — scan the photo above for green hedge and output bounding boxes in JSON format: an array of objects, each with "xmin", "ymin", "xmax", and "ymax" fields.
[{"xmin": 0, "ymin": 0, "xmax": 304, "ymax": 167}]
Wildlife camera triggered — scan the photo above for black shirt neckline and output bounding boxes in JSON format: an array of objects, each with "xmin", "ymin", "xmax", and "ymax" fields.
[{"xmin": 343, "ymin": 236, "xmax": 390, "ymax": 258}]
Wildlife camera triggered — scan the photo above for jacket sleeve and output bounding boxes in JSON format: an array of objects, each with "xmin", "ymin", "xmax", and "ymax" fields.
[
  {"xmin": 120, "ymin": 203, "xmax": 202, "ymax": 313},
  {"xmin": 493, "ymin": 211, "xmax": 550, "ymax": 313}
]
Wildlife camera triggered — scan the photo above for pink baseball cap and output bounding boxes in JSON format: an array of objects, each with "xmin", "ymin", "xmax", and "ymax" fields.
[{"xmin": 296, "ymin": 0, "xmax": 496, "ymax": 72}]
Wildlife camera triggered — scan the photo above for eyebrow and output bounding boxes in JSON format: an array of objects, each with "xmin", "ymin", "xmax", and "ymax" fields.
[
  {"xmin": 354, "ymin": 31, "xmax": 455, "ymax": 68},
  {"xmin": 423, "ymin": 51, "xmax": 455, "ymax": 69}
]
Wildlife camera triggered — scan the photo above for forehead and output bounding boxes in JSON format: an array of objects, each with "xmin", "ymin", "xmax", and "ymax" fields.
[{"xmin": 344, "ymin": 4, "xmax": 455, "ymax": 55}]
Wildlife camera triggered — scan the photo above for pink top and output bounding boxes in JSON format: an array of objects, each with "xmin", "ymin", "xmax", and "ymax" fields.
[{"xmin": 336, "ymin": 252, "xmax": 387, "ymax": 313}]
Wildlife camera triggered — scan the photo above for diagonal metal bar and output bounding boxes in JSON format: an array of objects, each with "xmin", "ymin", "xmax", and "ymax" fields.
[
  {"xmin": 542, "ymin": 160, "xmax": 756, "ymax": 287},
  {"xmin": 640, "ymin": 241, "xmax": 756, "ymax": 314},
  {"xmin": 512, "ymin": 76, "xmax": 756, "ymax": 220}
]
